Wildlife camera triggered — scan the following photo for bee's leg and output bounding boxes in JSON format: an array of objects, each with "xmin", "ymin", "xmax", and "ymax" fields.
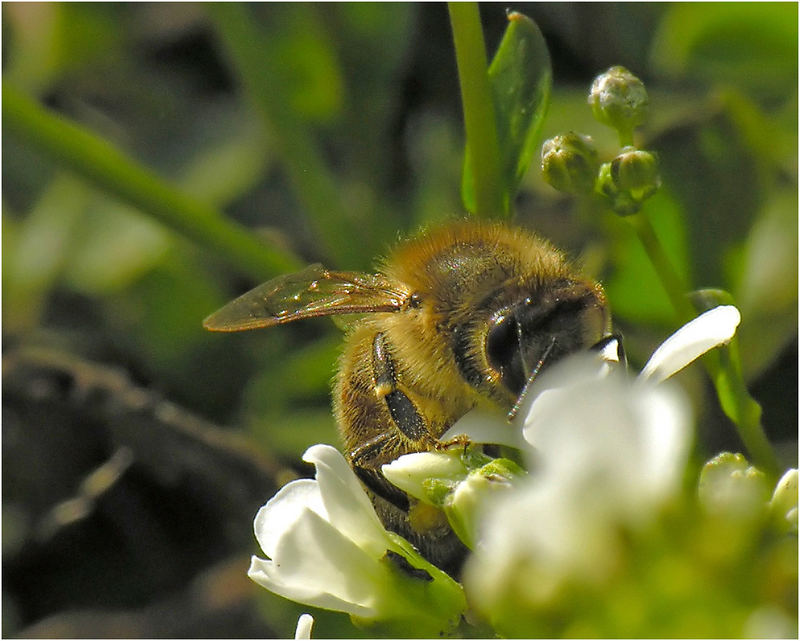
[
  {"xmin": 348, "ymin": 431, "xmax": 396, "ymax": 466},
  {"xmin": 371, "ymin": 332, "xmax": 434, "ymax": 447},
  {"xmin": 352, "ymin": 463, "xmax": 410, "ymax": 513}
]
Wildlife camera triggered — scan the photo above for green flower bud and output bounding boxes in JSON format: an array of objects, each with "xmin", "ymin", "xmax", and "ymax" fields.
[
  {"xmin": 541, "ymin": 132, "xmax": 600, "ymax": 195},
  {"xmin": 595, "ymin": 148, "xmax": 661, "ymax": 216},
  {"xmin": 698, "ymin": 452, "xmax": 769, "ymax": 517},
  {"xmin": 588, "ymin": 66, "xmax": 649, "ymax": 141},
  {"xmin": 611, "ymin": 147, "xmax": 661, "ymax": 199},
  {"xmin": 443, "ymin": 457, "xmax": 523, "ymax": 549},
  {"xmin": 689, "ymin": 288, "xmax": 737, "ymax": 314},
  {"xmin": 595, "ymin": 160, "xmax": 640, "ymax": 216}
]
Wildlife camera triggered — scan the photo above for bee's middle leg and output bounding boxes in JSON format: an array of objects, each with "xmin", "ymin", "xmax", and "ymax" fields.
[{"xmin": 371, "ymin": 332, "xmax": 435, "ymax": 448}]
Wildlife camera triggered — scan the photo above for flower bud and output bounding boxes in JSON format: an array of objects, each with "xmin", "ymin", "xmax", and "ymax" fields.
[
  {"xmin": 541, "ymin": 132, "xmax": 600, "ymax": 194},
  {"xmin": 383, "ymin": 448, "xmax": 523, "ymax": 549},
  {"xmin": 588, "ymin": 66, "xmax": 649, "ymax": 140},
  {"xmin": 770, "ymin": 468, "xmax": 798, "ymax": 532},
  {"xmin": 595, "ymin": 161, "xmax": 639, "ymax": 216},
  {"xmin": 698, "ymin": 452, "xmax": 769, "ymax": 517},
  {"xmin": 611, "ymin": 147, "xmax": 660, "ymax": 196},
  {"xmin": 595, "ymin": 148, "xmax": 660, "ymax": 216},
  {"xmin": 444, "ymin": 457, "xmax": 523, "ymax": 548}
]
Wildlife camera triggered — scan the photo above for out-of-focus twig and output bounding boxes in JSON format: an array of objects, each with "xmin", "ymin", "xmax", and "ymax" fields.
[
  {"xmin": 3, "ymin": 346, "xmax": 292, "ymax": 544},
  {"xmin": 34, "ymin": 447, "xmax": 134, "ymax": 543}
]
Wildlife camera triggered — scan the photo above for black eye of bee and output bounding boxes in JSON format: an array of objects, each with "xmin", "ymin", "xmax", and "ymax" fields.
[
  {"xmin": 485, "ymin": 311, "xmax": 527, "ymax": 395},
  {"xmin": 486, "ymin": 312, "xmax": 517, "ymax": 371}
]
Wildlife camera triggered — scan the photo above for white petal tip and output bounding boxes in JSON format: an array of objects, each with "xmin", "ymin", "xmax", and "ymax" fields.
[
  {"xmin": 295, "ymin": 613, "xmax": 314, "ymax": 639},
  {"xmin": 640, "ymin": 305, "xmax": 742, "ymax": 383}
]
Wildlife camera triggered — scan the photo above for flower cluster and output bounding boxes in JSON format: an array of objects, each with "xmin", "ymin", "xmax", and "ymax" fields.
[
  {"xmin": 541, "ymin": 66, "xmax": 662, "ymax": 216},
  {"xmin": 246, "ymin": 305, "xmax": 796, "ymax": 637}
]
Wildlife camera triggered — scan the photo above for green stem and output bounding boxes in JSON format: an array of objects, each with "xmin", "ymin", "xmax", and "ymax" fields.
[
  {"xmin": 627, "ymin": 212, "xmax": 695, "ymax": 323},
  {"xmin": 3, "ymin": 84, "xmax": 302, "ymax": 281},
  {"xmin": 448, "ymin": 2, "xmax": 505, "ymax": 217},
  {"xmin": 207, "ymin": 3, "xmax": 372, "ymax": 268},
  {"xmin": 628, "ymin": 209, "xmax": 779, "ymax": 477},
  {"xmin": 617, "ymin": 127, "xmax": 635, "ymax": 148},
  {"xmin": 706, "ymin": 344, "xmax": 779, "ymax": 478}
]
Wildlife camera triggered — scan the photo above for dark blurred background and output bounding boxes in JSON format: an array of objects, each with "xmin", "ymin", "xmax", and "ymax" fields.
[{"xmin": 3, "ymin": 3, "xmax": 797, "ymax": 638}]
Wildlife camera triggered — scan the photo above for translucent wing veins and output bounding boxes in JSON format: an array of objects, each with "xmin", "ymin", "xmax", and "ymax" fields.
[{"xmin": 203, "ymin": 263, "xmax": 410, "ymax": 332}]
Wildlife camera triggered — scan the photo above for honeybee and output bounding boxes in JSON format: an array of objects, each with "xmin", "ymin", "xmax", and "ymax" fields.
[{"xmin": 205, "ymin": 221, "xmax": 614, "ymax": 573}]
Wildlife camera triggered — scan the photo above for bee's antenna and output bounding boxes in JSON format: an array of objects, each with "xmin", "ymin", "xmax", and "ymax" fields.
[
  {"xmin": 515, "ymin": 319, "xmax": 531, "ymax": 378},
  {"xmin": 507, "ymin": 336, "xmax": 556, "ymax": 422}
]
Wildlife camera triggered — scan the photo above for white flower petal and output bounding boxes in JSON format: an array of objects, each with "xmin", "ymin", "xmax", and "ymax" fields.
[
  {"xmin": 639, "ymin": 305, "xmax": 741, "ymax": 383},
  {"xmin": 523, "ymin": 362, "xmax": 690, "ymax": 517},
  {"xmin": 520, "ymin": 353, "xmax": 617, "ymax": 430},
  {"xmin": 633, "ymin": 381, "xmax": 692, "ymax": 501},
  {"xmin": 294, "ymin": 614, "xmax": 314, "ymax": 640},
  {"xmin": 249, "ymin": 554, "xmax": 368, "ymax": 617},
  {"xmin": 254, "ymin": 479, "xmax": 322, "ymax": 559},
  {"xmin": 441, "ymin": 410, "xmax": 526, "ymax": 449},
  {"xmin": 248, "ymin": 508, "xmax": 382, "ymax": 617},
  {"xmin": 302, "ymin": 444, "xmax": 388, "ymax": 555}
]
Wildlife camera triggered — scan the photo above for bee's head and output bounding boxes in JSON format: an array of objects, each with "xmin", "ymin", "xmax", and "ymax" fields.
[{"xmin": 484, "ymin": 279, "xmax": 610, "ymax": 398}]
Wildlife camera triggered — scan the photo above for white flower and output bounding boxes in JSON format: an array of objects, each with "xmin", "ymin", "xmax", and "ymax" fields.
[
  {"xmin": 464, "ymin": 361, "xmax": 691, "ymax": 603},
  {"xmin": 247, "ymin": 444, "xmax": 465, "ymax": 634}
]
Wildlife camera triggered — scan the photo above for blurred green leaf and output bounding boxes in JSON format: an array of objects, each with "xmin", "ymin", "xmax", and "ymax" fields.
[
  {"xmin": 651, "ymin": 3, "xmax": 798, "ymax": 99},
  {"xmin": 249, "ymin": 409, "xmax": 338, "ymax": 464},
  {"xmin": 462, "ymin": 11, "xmax": 552, "ymax": 214},
  {"xmin": 258, "ymin": 6, "xmax": 344, "ymax": 124},
  {"xmin": 208, "ymin": 3, "xmax": 380, "ymax": 268},
  {"xmin": 176, "ymin": 116, "xmax": 272, "ymax": 208},
  {"xmin": 63, "ymin": 197, "xmax": 169, "ymax": 294},
  {"xmin": 734, "ymin": 190, "xmax": 798, "ymax": 377},
  {"xmin": 2, "ymin": 174, "xmax": 87, "ymax": 331},
  {"xmin": 243, "ymin": 332, "xmax": 340, "ymax": 414},
  {"xmin": 653, "ymin": 104, "xmax": 764, "ymax": 288},
  {"xmin": 3, "ymin": 3, "xmax": 123, "ymax": 95}
]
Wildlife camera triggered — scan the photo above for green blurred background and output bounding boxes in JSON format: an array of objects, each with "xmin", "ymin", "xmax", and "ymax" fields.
[{"xmin": 2, "ymin": 3, "xmax": 796, "ymax": 638}]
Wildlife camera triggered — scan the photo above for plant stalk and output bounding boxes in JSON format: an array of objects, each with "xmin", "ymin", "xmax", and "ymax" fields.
[
  {"xmin": 3, "ymin": 84, "xmax": 302, "ymax": 281},
  {"xmin": 448, "ymin": 2, "xmax": 505, "ymax": 217}
]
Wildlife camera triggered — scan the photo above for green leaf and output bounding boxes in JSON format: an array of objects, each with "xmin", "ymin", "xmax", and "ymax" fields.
[{"xmin": 462, "ymin": 11, "xmax": 552, "ymax": 215}]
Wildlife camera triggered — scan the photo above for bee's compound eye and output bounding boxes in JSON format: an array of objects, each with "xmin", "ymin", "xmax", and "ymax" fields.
[{"xmin": 485, "ymin": 312, "xmax": 518, "ymax": 372}]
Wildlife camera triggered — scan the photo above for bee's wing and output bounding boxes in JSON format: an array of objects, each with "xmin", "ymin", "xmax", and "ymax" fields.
[{"xmin": 203, "ymin": 263, "xmax": 409, "ymax": 332}]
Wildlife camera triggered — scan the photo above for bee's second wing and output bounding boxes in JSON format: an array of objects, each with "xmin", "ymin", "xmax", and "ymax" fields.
[{"xmin": 203, "ymin": 263, "xmax": 409, "ymax": 332}]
